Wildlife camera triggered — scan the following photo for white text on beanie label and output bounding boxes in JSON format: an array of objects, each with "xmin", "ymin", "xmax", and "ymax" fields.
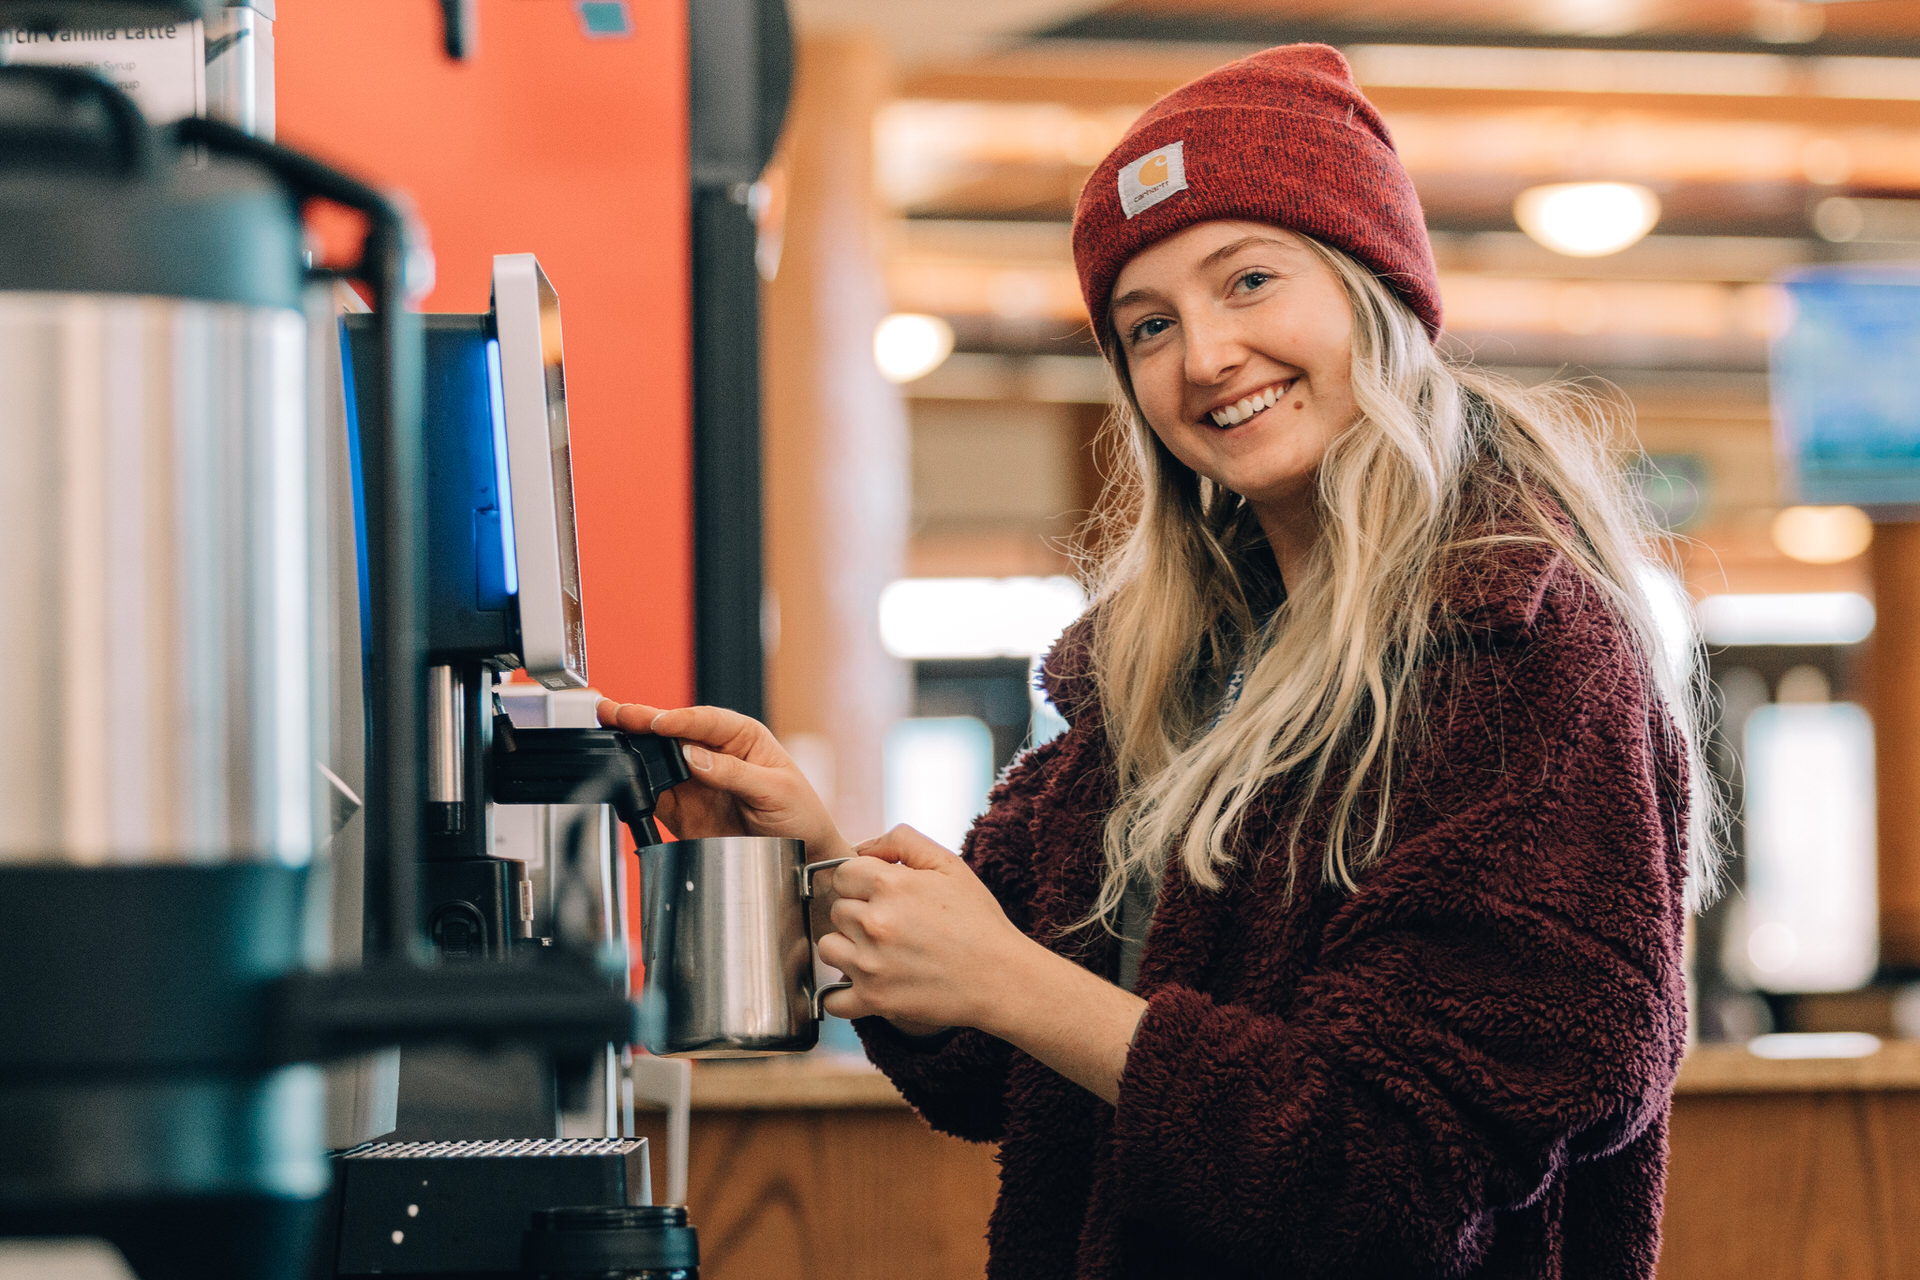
[{"xmin": 1117, "ymin": 141, "xmax": 1187, "ymax": 219}]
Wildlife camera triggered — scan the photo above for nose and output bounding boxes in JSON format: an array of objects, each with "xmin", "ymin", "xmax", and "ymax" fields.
[{"xmin": 1181, "ymin": 308, "xmax": 1247, "ymax": 390}]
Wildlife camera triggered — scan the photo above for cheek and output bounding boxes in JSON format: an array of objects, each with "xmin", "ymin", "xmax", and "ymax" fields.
[
  {"xmin": 1294, "ymin": 396, "xmax": 1357, "ymax": 479},
  {"xmin": 1305, "ymin": 414, "xmax": 1344, "ymax": 469},
  {"xmin": 1301, "ymin": 346, "xmax": 1357, "ymax": 430},
  {"xmin": 1125, "ymin": 356, "xmax": 1190, "ymax": 440},
  {"xmin": 1140, "ymin": 416, "xmax": 1205, "ymax": 475}
]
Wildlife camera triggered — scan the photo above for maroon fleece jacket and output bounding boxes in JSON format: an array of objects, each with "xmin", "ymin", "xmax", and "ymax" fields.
[{"xmin": 856, "ymin": 541, "xmax": 1691, "ymax": 1279}]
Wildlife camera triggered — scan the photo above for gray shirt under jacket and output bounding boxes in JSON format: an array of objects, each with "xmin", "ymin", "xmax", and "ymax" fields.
[
  {"xmin": 1116, "ymin": 867, "xmax": 1159, "ymax": 993},
  {"xmin": 1115, "ymin": 663, "xmax": 1245, "ymax": 994}
]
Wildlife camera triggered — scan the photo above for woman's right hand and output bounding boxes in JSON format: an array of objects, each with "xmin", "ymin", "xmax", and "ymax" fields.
[{"xmin": 595, "ymin": 700, "xmax": 854, "ymax": 861}]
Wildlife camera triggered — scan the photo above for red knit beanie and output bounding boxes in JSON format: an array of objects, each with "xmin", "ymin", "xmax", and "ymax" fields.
[{"xmin": 1072, "ymin": 44, "xmax": 1441, "ymax": 347}]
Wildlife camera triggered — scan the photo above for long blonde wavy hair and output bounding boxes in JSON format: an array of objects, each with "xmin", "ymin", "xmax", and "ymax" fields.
[{"xmin": 1080, "ymin": 235, "xmax": 1724, "ymax": 925}]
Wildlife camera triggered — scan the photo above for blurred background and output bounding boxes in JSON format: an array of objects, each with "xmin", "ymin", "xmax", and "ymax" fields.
[{"xmin": 758, "ymin": 0, "xmax": 1920, "ymax": 1053}]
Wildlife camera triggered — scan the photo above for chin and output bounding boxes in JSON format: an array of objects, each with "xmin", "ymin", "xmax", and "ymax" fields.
[{"xmin": 1212, "ymin": 467, "xmax": 1312, "ymax": 505}]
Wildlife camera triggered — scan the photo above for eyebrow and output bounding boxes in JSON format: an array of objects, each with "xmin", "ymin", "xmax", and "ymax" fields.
[
  {"xmin": 1200, "ymin": 234, "xmax": 1296, "ymax": 270},
  {"xmin": 1108, "ymin": 234, "xmax": 1299, "ymax": 316}
]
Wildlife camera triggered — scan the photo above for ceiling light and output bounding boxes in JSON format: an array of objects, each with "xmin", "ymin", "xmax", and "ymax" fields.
[
  {"xmin": 1697, "ymin": 592, "xmax": 1875, "ymax": 646},
  {"xmin": 1752, "ymin": 0, "xmax": 1825, "ymax": 44},
  {"xmin": 873, "ymin": 312, "xmax": 955, "ymax": 384},
  {"xmin": 1513, "ymin": 181, "xmax": 1661, "ymax": 257},
  {"xmin": 1534, "ymin": 0, "xmax": 1651, "ymax": 38},
  {"xmin": 877, "ymin": 576, "xmax": 1085, "ymax": 659},
  {"xmin": 1771, "ymin": 505, "xmax": 1874, "ymax": 563}
]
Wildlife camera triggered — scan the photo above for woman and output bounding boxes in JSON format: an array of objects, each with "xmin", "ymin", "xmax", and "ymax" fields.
[{"xmin": 601, "ymin": 44, "xmax": 1716, "ymax": 1279}]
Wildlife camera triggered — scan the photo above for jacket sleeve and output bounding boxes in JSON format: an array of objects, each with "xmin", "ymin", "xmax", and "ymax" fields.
[
  {"xmin": 854, "ymin": 730, "xmax": 1068, "ymax": 1143},
  {"xmin": 1108, "ymin": 661, "xmax": 1690, "ymax": 1276}
]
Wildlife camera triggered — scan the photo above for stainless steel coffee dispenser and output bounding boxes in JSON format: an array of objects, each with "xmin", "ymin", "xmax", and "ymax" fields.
[
  {"xmin": 0, "ymin": 50, "xmax": 637, "ymax": 1280},
  {"xmin": 0, "ymin": 59, "xmax": 399, "ymax": 1279}
]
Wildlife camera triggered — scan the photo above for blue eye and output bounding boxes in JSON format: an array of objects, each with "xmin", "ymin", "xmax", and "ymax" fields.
[
  {"xmin": 1235, "ymin": 270, "xmax": 1272, "ymax": 293},
  {"xmin": 1128, "ymin": 316, "xmax": 1172, "ymax": 344}
]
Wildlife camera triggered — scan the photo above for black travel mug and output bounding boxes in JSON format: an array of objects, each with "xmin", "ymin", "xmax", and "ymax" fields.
[{"xmin": 523, "ymin": 1205, "xmax": 700, "ymax": 1279}]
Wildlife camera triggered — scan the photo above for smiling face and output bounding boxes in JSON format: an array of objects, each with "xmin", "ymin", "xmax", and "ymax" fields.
[{"xmin": 1108, "ymin": 221, "xmax": 1357, "ymax": 552}]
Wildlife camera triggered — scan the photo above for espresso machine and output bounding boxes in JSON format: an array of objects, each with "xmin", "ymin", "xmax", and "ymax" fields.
[
  {"xmin": 0, "ymin": 3, "xmax": 684, "ymax": 1275},
  {"xmin": 338, "ymin": 253, "xmax": 691, "ymax": 1144},
  {"xmin": 345, "ymin": 254, "xmax": 686, "ymax": 964}
]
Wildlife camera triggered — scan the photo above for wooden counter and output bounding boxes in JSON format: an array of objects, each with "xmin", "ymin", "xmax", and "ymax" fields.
[
  {"xmin": 1674, "ymin": 1037, "xmax": 1920, "ymax": 1093},
  {"xmin": 674, "ymin": 1037, "xmax": 1920, "ymax": 1111},
  {"xmin": 637, "ymin": 1041, "xmax": 1920, "ymax": 1280},
  {"xmin": 1663, "ymin": 1039, "xmax": 1920, "ymax": 1279},
  {"xmin": 633, "ymin": 1054, "xmax": 997, "ymax": 1280},
  {"xmin": 680, "ymin": 1052, "xmax": 909, "ymax": 1110}
]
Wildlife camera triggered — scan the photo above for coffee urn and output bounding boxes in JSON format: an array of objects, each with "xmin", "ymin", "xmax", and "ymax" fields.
[
  {"xmin": 0, "ymin": 6, "xmax": 698, "ymax": 1275},
  {"xmin": 0, "ymin": 34, "xmax": 432, "ymax": 1274}
]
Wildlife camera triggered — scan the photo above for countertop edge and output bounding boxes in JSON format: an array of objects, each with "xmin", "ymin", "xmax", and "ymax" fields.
[
  {"xmin": 643, "ymin": 1042, "xmax": 1920, "ymax": 1111},
  {"xmin": 1673, "ymin": 1040, "xmax": 1920, "ymax": 1094}
]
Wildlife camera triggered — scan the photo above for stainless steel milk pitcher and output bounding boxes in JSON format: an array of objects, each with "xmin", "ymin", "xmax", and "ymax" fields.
[{"xmin": 636, "ymin": 837, "xmax": 851, "ymax": 1057}]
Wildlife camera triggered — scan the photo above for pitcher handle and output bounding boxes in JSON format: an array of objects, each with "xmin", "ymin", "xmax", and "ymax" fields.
[
  {"xmin": 802, "ymin": 856, "xmax": 855, "ymax": 1018},
  {"xmin": 801, "ymin": 855, "xmax": 853, "ymax": 898}
]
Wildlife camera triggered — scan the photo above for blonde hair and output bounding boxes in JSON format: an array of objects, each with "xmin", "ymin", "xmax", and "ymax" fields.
[{"xmin": 1080, "ymin": 236, "xmax": 1723, "ymax": 926}]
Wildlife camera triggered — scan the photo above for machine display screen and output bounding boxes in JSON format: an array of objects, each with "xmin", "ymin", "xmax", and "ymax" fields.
[
  {"xmin": 536, "ymin": 276, "xmax": 588, "ymax": 681},
  {"xmin": 493, "ymin": 253, "xmax": 589, "ymax": 689}
]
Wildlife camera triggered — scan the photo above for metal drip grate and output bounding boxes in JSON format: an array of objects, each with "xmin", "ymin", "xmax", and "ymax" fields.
[{"xmin": 345, "ymin": 1137, "xmax": 646, "ymax": 1160}]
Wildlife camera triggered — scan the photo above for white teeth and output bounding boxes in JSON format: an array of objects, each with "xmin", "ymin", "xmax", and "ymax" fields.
[{"xmin": 1209, "ymin": 381, "xmax": 1288, "ymax": 427}]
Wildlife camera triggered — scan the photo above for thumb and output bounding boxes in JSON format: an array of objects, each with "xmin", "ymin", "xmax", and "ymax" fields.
[
  {"xmin": 599, "ymin": 699, "xmax": 665, "ymax": 733},
  {"xmin": 677, "ymin": 745, "xmax": 785, "ymax": 811},
  {"xmin": 868, "ymin": 824, "xmax": 957, "ymax": 872}
]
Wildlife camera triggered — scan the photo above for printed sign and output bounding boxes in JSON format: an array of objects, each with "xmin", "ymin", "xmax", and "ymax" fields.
[
  {"xmin": 1, "ymin": 23, "xmax": 205, "ymax": 124},
  {"xmin": 1117, "ymin": 141, "xmax": 1188, "ymax": 219}
]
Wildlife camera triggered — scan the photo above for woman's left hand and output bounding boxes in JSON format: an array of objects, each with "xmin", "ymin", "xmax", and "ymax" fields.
[
  {"xmin": 825, "ymin": 827, "xmax": 1150, "ymax": 1105},
  {"xmin": 816, "ymin": 825, "xmax": 1036, "ymax": 1034}
]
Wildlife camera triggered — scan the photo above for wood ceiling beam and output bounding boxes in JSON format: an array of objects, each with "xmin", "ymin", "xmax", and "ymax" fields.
[
  {"xmin": 903, "ymin": 55, "xmax": 1920, "ymax": 128},
  {"xmin": 1033, "ymin": 14, "xmax": 1920, "ymax": 60},
  {"xmin": 1368, "ymin": 87, "xmax": 1920, "ymax": 128}
]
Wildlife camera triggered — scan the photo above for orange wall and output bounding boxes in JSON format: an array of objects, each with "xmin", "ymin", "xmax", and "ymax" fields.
[{"xmin": 276, "ymin": 0, "xmax": 693, "ymax": 709}]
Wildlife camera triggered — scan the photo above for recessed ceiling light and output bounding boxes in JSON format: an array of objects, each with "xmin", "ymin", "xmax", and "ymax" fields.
[
  {"xmin": 873, "ymin": 313, "xmax": 955, "ymax": 384},
  {"xmin": 1513, "ymin": 181, "xmax": 1661, "ymax": 257},
  {"xmin": 1772, "ymin": 505, "xmax": 1874, "ymax": 563},
  {"xmin": 1752, "ymin": 0, "xmax": 1825, "ymax": 45}
]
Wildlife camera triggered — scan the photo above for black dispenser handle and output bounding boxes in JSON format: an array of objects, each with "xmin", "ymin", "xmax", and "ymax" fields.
[
  {"xmin": 0, "ymin": 64, "xmax": 155, "ymax": 175},
  {"xmin": 491, "ymin": 723, "xmax": 691, "ymax": 849},
  {"xmin": 488, "ymin": 725, "xmax": 689, "ymax": 961},
  {"xmin": 440, "ymin": 0, "xmax": 477, "ymax": 58}
]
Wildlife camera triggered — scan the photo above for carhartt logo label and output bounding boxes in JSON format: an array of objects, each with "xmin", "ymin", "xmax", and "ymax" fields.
[{"xmin": 1117, "ymin": 141, "xmax": 1187, "ymax": 218}]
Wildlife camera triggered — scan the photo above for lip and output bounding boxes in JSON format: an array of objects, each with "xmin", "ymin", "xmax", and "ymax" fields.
[{"xmin": 1197, "ymin": 377, "xmax": 1297, "ymax": 428}]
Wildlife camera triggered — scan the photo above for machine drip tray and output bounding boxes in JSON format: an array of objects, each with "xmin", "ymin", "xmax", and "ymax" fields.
[{"xmin": 327, "ymin": 1137, "xmax": 651, "ymax": 1277}]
